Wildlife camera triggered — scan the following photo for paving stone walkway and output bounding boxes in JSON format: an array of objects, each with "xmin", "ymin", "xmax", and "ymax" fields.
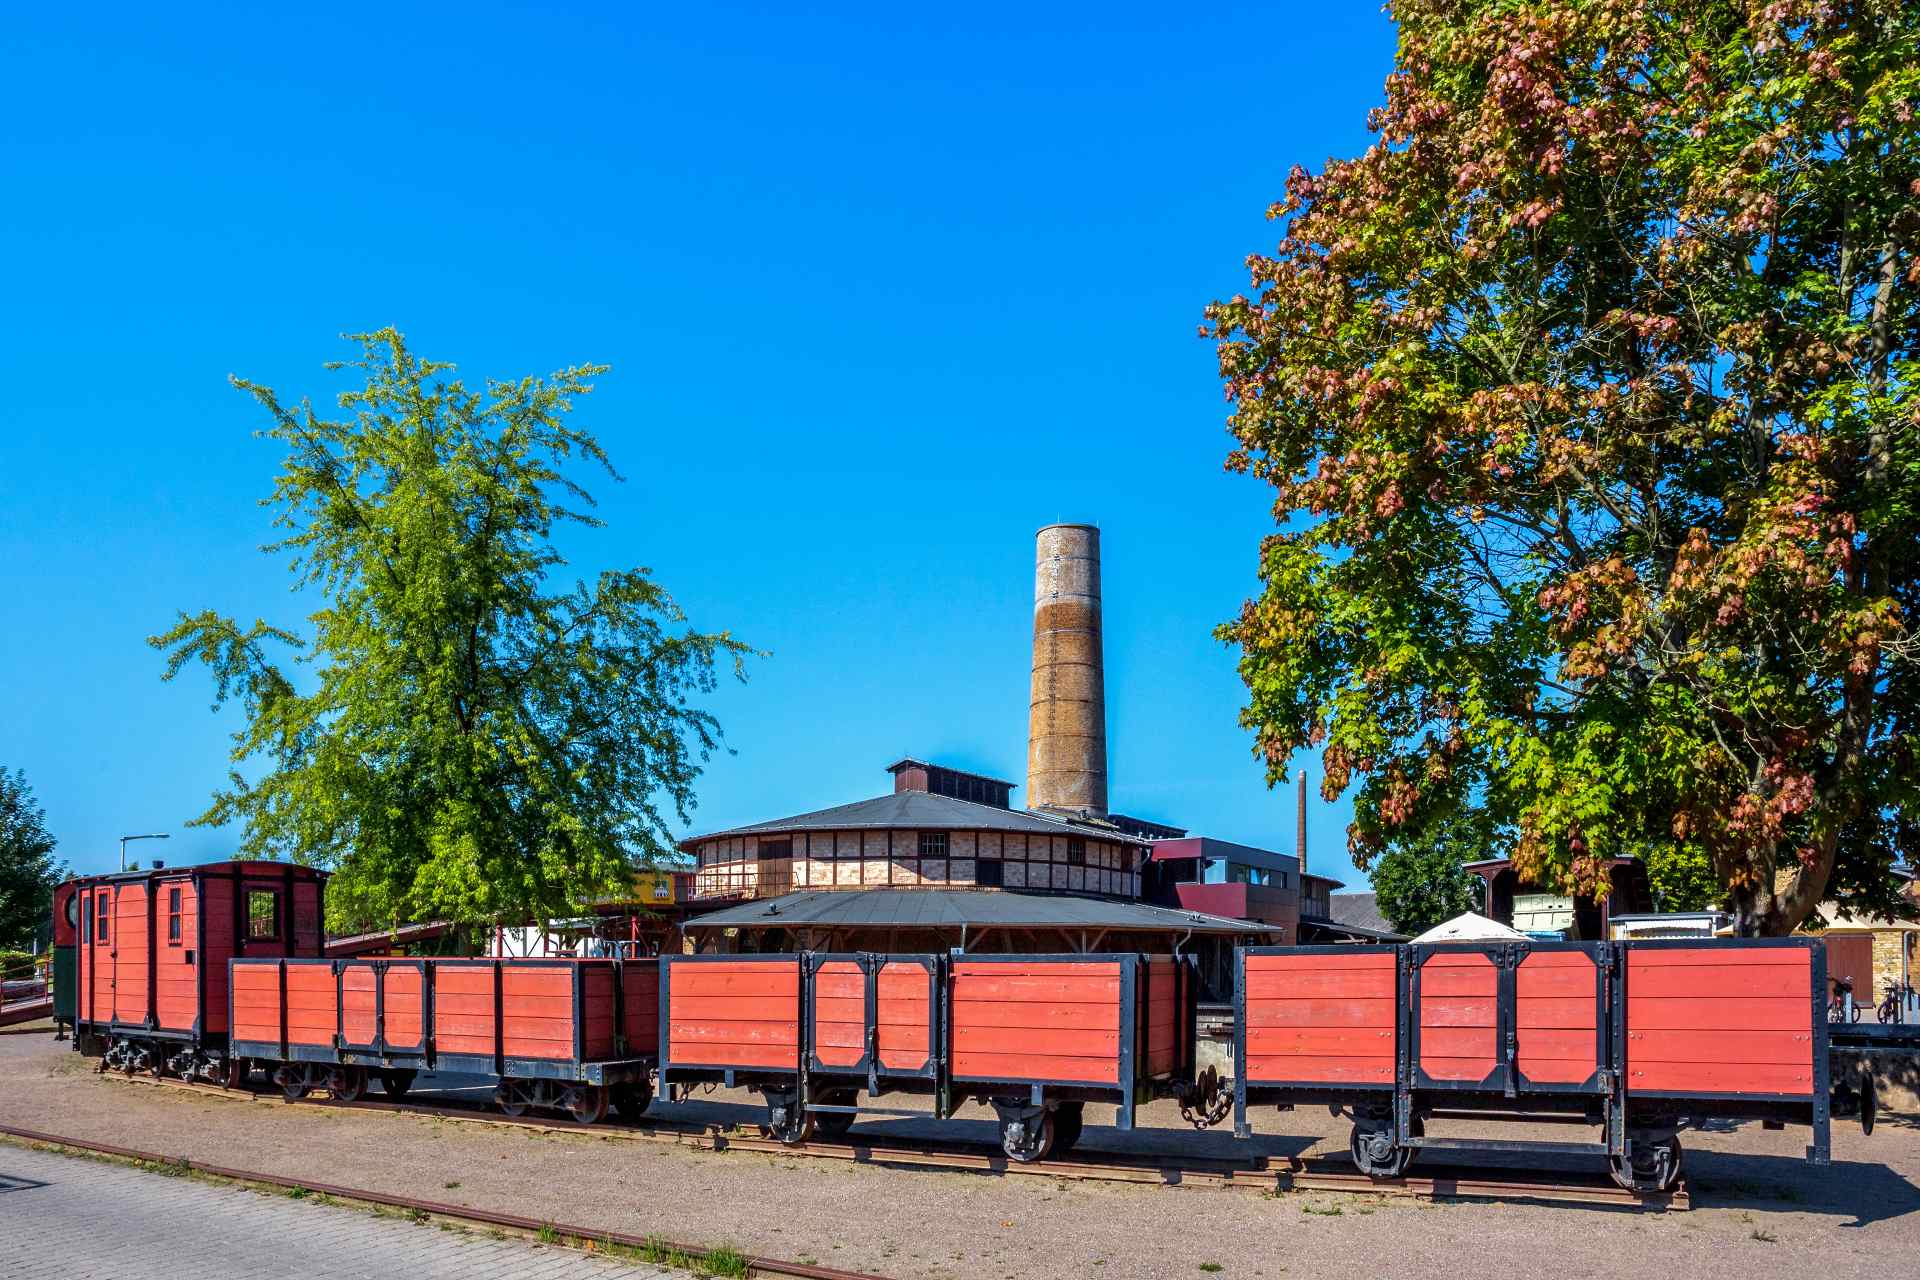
[{"xmin": 0, "ymin": 1142, "xmax": 674, "ymax": 1279}]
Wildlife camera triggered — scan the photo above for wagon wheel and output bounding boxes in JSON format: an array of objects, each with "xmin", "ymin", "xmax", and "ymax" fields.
[
  {"xmin": 811, "ymin": 1089, "xmax": 858, "ymax": 1142},
  {"xmin": 611, "ymin": 1076, "xmax": 653, "ymax": 1122},
  {"xmin": 1349, "ymin": 1116, "xmax": 1418, "ymax": 1180},
  {"xmin": 329, "ymin": 1066, "xmax": 368, "ymax": 1103},
  {"xmin": 224, "ymin": 1057, "xmax": 250, "ymax": 1091},
  {"xmin": 566, "ymin": 1085, "xmax": 610, "ymax": 1126},
  {"xmin": 496, "ymin": 1082, "xmax": 529, "ymax": 1118},
  {"xmin": 280, "ymin": 1074, "xmax": 310, "ymax": 1102},
  {"xmin": 1610, "ymin": 1135, "xmax": 1682, "ymax": 1194},
  {"xmin": 1050, "ymin": 1102, "xmax": 1085, "ymax": 1157},
  {"xmin": 999, "ymin": 1110, "xmax": 1055, "ymax": 1164},
  {"xmin": 1861, "ymin": 1074, "xmax": 1877, "ymax": 1138},
  {"xmin": 377, "ymin": 1070, "xmax": 416, "ymax": 1101},
  {"xmin": 764, "ymin": 1093, "xmax": 816, "ymax": 1146}
]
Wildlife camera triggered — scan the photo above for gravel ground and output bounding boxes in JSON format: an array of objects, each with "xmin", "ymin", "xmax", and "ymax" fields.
[{"xmin": 3, "ymin": 1025, "xmax": 1915, "ymax": 1279}]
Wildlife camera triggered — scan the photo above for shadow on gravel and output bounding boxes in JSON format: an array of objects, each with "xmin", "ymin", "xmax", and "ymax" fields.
[{"xmin": 1690, "ymin": 1150, "xmax": 1920, "ymax": 1228}]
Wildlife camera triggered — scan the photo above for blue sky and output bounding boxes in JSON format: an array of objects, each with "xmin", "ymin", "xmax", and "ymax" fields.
[{"xmin": 0, "ymin": 3, "xmax": 1396, "ymax": 883}]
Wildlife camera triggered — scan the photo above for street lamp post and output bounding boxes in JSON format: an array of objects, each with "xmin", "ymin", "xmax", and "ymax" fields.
[{"xmin": 119, "ymin": 832, "xmax": 170, "ymax": 872}]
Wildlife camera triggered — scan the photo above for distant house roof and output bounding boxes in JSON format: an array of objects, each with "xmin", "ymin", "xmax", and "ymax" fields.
[
  {"xmin": 680, "ymin": 790, "xmax": 1155, "ymax": 849},
  {"xmin": 1327, "ymin": 891, "xmax": 1394, "ymax": 935},
  {"xmin": 683, "ymin": 888, "xmax": 1275, "ymax": 936}
]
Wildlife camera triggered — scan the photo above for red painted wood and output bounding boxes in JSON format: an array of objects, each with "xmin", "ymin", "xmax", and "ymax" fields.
[
  {"xmin": 1245, "ymin": 1027, "xmax": 1395, "ymax": 1055},
  {"xmin": 1626, "ymin": 996, "xmax": 1811, "ymax": 1031},
  {"xmin": 1626, "ymin": 964, "xmax": 1811, "ymax": 999},
  {"xmin": 951, "ymin": 1052, "xmax": 1119, "ymax": 1083},
  {"xmin": 1630, "ymin": 1062, "xmax": 1813, "ymax": 1094},
  {"xmin": 1418, "ymin": 997, "xmax": 1496, "ymax": 1027},
  {"xmin": 1514, "ymin": 996, "xmax": 1595, "ymax": 1028},
  {"xmin": 1245, "ymin": 1055, "xmax": 1394, "ymax": 1085},
  {"xmin": 1244, "ymin": 997, "xmax": 1396, "ymax": 1029}
]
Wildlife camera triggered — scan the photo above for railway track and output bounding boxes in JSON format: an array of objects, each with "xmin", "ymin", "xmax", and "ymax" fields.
[
  {"xmin": 0, "ymin": 1120, "xmax": 892, "ymax": 1280},
  {"xmin": 101, "ymin": 1069, "xmax": 1688, "ymax": 1211}
]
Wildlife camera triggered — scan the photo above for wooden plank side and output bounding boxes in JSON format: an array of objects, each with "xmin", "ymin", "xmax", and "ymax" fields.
[
  {"xmin": 666, "ymin": 959, "xmax": 800, "ymax": 1072},
  {"xmin": 1626, "ymin": 996, "xmax": 1811, "ymax": 1031},
  {"xmin": 1244, "ymin": 997, "xmax": 1396, "ymax": 1029},
  {"xmin": 1245, "ymin": 952, "xmax": 1396, "ymax": 974},
  {"xmin": 875, "ymin": 962, "xmax": 932, "ymax": 1071},
  {"xmin": 341, "ymin": 965, "xmax": 377, "ymax": 1045},
  {"xmin": 1631, "ymin": 1061, "xmax": 1814, "ymax": 1094},
  {"xmin": 951, "ymin": 1052, "xmax": 1119, "ymax": 1084},
  {"xmin": 622, "ymin": 963, "xmax": 660, "ymax": 1054},
  {"xmin": 1241, "ymin": 950, "xmax": 1398, "ymax": 1086},
  {"xmin": 1246, "ymin": 1054, "xmax": 1393, "ymax": 1084},
  {"xmin": 1625, "ymin": 944, "xmax": 1814, "ymax": 1096},
  {"xmin": 385, "ymin": 967, "xmax": 425, "ymax": 1049},
  {"xmin": 1625, "ymin": 964, "xmax": 1811, "ymax": 999}
]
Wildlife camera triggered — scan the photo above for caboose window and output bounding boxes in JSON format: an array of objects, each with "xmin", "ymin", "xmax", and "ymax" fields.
[
  {"xmin": 167, "ymin": 887, "xmax": 183, "ymax": 943},
  {"xmin": 247, "ymin": 888, "xmax": 280, "ymax": 940},
  {"xmin": 82, "ymin": 895, "xmax": 91, "ymax": 944},
  {"xmin": 96, "ymin": 893, "xmax": 109, "ymax": 944}
]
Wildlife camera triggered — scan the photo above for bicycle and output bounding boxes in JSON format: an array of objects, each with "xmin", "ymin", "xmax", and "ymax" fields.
[
  {"xmin": 1829, "ymin": 976, "xmax": 1862, "ymax": 1023},
  {"xmin": 1878, "ymin": 980, "xmax": 1916, "ymax": 1024}
]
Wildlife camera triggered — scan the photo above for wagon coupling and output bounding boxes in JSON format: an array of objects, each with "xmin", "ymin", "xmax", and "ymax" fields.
[{"xmin": 1178, "ymin": 1064, "xmax": 1232, "ymax": 1130}]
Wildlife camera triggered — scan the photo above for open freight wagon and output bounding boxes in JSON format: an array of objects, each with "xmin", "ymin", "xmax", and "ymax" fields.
[
  {"xmin": 658, "ymin": 951, "xmax": 1199, "ymax": 1161},
  {"xmin": 1234, "ymin": 937, "xmax": 1850, "ymax": 1192},
  {"xmin": 229, "ymin": 956, "xmax": 660, "ymax": 1123}
]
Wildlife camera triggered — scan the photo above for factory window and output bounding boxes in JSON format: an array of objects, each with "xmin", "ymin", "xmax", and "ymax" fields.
[
  {"xmin": 919, "ymin": 831, "xmax": 948, "ymax": 857},
  {"xmin": 247, "ymin": 889, "xmax": 280, "ymax": 941},
  {"xmin": 976, "ymin": 858, "xmax": 1004, "ymax": 887},
  {"xmin": 167, "ymin": 888, "xmax": 183, "ymax": 944},
  {"xmin": 1066, "ymin": 838, "xmax": 1085, "ymax": 866},
  {"xmin": 759, "ymin": 838, "xmax": 792, "ymax": 859}
]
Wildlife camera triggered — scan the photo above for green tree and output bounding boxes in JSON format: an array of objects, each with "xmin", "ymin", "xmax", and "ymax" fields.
[
  {"xmin": 1370, "ymin": 815, "xmax": 1488, "ymax": 937},
  {"xmin": 0, "ymin": 767, "xmax": 62, "ymax": 951},
  {"xmin": 1207, "ymin": 1, "xmax": 1918, "ymax": 934},
  {"xmin": 153, "ymin": 330, "xmax": 752, "ymax": 932}
]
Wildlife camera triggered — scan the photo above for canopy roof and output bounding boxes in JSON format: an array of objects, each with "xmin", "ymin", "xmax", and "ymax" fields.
[{"xmin": 684, "ymin": 888, "xmax": 1275, "ymax": 936}]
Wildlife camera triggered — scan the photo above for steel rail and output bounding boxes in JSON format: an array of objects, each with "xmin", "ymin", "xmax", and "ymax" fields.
[
  {"xmin": 0, "ymin": 1121, "xmax": 894, "ymax": 1280},
  {"xmin": 101, "ymin": 1071, "xmax": 1688, "ymax": 1210}
]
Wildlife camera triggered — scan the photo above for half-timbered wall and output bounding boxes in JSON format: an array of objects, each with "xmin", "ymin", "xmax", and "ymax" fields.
[{"xmin": 691, "ymin": 830, "xmax": 1143, "ymax": 901}]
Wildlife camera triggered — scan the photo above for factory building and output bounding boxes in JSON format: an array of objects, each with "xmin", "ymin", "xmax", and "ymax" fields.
[{"xmin": 676, "ymin": 524, "xmax": 1375, "ymax": 968}]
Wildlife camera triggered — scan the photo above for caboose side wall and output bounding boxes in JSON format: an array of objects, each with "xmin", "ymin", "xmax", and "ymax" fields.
[
  {"xmin": 69, "ymin": 862, "xmax": 329, "ymax": 1050},
  {"xmin": 153, "ymin": 878, "xmax": 200, "ymax": 1035},
  {"xmin": 112, "ymin": 883, "xmax": 150, "ymax": 1028}
]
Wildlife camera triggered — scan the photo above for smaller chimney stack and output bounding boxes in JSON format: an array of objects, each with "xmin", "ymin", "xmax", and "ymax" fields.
[{"xmin": 1295, "ymin": 771, "xmax": 1308, "ymax": 877}]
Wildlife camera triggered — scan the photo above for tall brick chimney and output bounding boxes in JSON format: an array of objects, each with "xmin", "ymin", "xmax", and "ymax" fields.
[
  {"xmin": 1296, "ymin": 771, "xmax": 1308, "ymax": 876},
  {"xmin": 1026, "ymin": 524, "xmax": 1108, "ymax": 816}
]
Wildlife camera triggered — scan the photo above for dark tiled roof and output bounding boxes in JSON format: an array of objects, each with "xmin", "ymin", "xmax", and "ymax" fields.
[
  {"xmin": 680, "ymin": 791, "xmax": 1154, "ymax": 849},
  {"xmin": 1326, "ymin": 892, "xmax": 1399, "ymax": 937},
  {"xmin": 683, "ymin": 888, "xmax": 1275, "ymax": 936}
]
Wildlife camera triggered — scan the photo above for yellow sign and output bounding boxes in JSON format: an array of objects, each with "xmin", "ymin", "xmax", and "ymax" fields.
[{"xmin": 630, "ymin": 869, "xmax": 677, "ymax": 904}]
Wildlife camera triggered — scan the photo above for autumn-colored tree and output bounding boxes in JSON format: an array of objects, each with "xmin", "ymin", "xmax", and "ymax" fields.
[
  {"xmin": 1207, "ymin": 1, "xmax": 1918, "ymax": 933},
  {"xmin": 153, "ymin": 331, "xmax": 751, "ymax": 931}
]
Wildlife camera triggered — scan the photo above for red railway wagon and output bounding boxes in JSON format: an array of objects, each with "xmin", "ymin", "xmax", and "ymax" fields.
[
  {"xmin": 229, "ymin": 956, "xmax": 659, "ymax": 1123},
  {"xmin": 658, "ymin": 951, "xmax": 1198, "ymax": 1161},
  {"xmin": 71, "ymin": 861, "xmax": 328, "ymax": 1082},
  {"xmin": 1234, "ymin": 938, "xmax": 1836, "ymax": 1191}
]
